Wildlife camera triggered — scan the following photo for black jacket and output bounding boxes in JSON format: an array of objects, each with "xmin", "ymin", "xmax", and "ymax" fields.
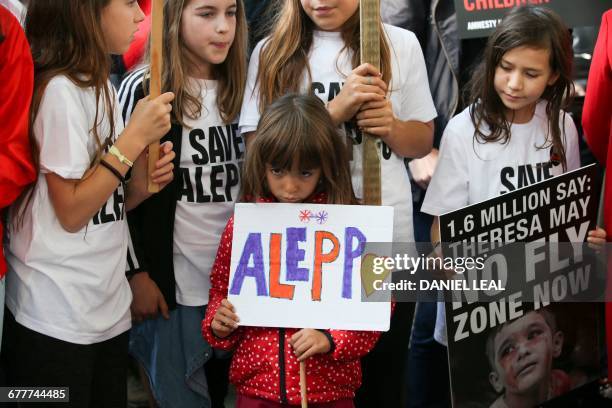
[
  {"xmin": 123, "ymin": 78, "xmax": 184, "ymax": 310},
  {"xmin": 382, "ymin": 0, "xmax": 460, "ymax": 148}
]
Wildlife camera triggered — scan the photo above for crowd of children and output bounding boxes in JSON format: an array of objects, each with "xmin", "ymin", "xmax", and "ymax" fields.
[{"xmin": 0, "ymin": 0, "xmax": 610, "ymax": 407}]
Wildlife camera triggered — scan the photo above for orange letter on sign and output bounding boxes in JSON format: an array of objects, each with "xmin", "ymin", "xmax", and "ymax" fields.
[
  {"xmin": 312, "ymin": 231, "xmax": 340, "ymax": 301},
  {"xmin": 269, "ymin": 233, "xmax": 295, "ymax": 299}
]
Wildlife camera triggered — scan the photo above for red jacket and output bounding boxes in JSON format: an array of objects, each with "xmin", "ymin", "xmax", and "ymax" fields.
[
  {"xmin": 0, "ymin": 6, "xmax": 36, "ymax": 278},
  {"xmin": 202, "ymin": 194, "xmax": 384, "ymax": 404},
  {"xmin": 583, "ymin": 9, "xmax": 612, "ymax": 379}
]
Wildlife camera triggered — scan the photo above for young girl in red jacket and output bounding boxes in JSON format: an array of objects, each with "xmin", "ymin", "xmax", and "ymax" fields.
[{"xmin": 202, "ymin": 93, "xmax": 381, "ymax": 407}]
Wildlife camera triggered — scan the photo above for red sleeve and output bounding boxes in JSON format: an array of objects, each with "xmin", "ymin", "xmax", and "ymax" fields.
[
  {"xmin": 327, "ymin": 328, "xmax": 382, "ymax": 362},
  {"xmin": 0, "ymin": 8, "xmax": 36, "ymax": 277},
  {"xmin": 326, "ymin": 302, "xmax": 392, "ymax": 361},
  {"xmin": 0, "ymin": 8, "xmax": 35, "ymax": 210},
  {"xmin": 583, "ymin": 10, "xmax": 612, "ymax": 165},
  {"xmin": 202, "ymin": 216, "xmax": 244, "ymax": 349}
]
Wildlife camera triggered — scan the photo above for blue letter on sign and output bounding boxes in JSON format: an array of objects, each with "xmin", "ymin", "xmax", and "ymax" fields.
[
  {"xmin": 229, "ymin": 233, "xmax": 268, "ymax": 296},
  {"xmin": 343, "ymin": 227, "xmax": 366, "ymax": 299}
]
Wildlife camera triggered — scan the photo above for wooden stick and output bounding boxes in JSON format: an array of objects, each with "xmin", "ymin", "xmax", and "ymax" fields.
[
  {"xmin": 300, "ymin": 361, "xmax": 308, "ymax": 408},
  {"xmin": 360, "ymin": 0, "xmax": 382, "ymax": 205},
  {"xmin": 147, "ymin": 0, "xmax": 164, "ymax": 193}
]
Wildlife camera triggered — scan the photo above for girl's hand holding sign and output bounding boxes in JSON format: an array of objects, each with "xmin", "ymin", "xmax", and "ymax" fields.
[{"xmin": 211, "ymin": 299, "xmax": 240, "ymax": 339}]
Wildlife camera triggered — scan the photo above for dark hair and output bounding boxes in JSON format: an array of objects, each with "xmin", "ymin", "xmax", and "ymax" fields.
[
  {"xmin": 241, "ymin": 93, "xmax": 357, "ymax": 205},
  {"xmin": 13, "ymin": 0, "xmax": 115, "ymax": 226},
  {"xmin": 467, "ymin": 6, "xmax": 573, "ymax": 170}
]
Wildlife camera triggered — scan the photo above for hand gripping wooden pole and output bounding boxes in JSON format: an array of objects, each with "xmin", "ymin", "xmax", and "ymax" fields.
[
  {"xmin": 147, "ymin": 0, "xmax": 164, "ymax": 193},
  {"xmin": 360, "ymin": 0, "xmax": 382, "ymax": 205}
]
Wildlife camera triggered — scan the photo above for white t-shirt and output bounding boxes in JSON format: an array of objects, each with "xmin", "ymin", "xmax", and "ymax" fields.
[
  {"xmin": 6, "ymin": 75, "xmax": 132, "ymax": 345},
  {"xmin": 421, "ymin": 101, "xmax": 580, "ymax": 345},
  {"xmin": 239, "ymin": 24, "xmax": 437, "ymax": 242},
  {"xmin": 173, "ymin": 79, "xmax": 243, "ymax": 306}
]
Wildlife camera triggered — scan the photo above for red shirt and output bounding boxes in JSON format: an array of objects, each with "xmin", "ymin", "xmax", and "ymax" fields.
[
  {"xmin": 202, "ymin": 194, "xmax": 384, "ymax": 404},
  {"xmin": 0, "ymin": 6, "xmax": 36, "ymax": 278}
]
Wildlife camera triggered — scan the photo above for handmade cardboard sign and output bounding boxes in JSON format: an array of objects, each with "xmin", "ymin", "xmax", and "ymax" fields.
[{"xmin": 228, "ymin": 203, "xmax": 393, "ymax": 331}]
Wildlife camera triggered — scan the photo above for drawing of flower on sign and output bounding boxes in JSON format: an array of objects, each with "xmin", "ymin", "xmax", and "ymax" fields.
[
  {"xmin": 315, "ymin": 211, "xmax": 328, "ymax": 224},
  {"xmin": 299, "ymin": 209, "xmax": 312, "ymax": 223}
]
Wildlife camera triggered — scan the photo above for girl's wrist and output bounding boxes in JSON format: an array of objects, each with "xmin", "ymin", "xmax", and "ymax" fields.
[
  {"xmin": 101, "ymin": 151, "xmax": 130, "ymax": 178},
  {"xmin": 326, "ymin": 99, "xmax": 344, "ymax": 126},
  {"xmin": 316, "ymin": 329, "xmax": 335, "ymax": 354},
  {"xmin": 212, "ymin": 327, "xmax": 233, "ymax": 339},
  {"xmin": 115, "ymin": 128, "xmax": 147, "ymax": 162},
  {"xmin": 123, "ymin": 122, "xmax": 150, "ymax": 150},
  {"xmin": 386, "ymin": 115, "xmax": 399, "ymax": 140},
  {"xmin": 125, "ymin": 177, "xmax": 150, "ymax": 208}
]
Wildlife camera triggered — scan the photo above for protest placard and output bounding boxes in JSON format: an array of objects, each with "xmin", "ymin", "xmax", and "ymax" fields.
[
  {"xmin": 440, "ymin": 164, "xmax": 607, "ymax": 407},
  {"xmin": 228, "ymin": 203, "xmax": 393, "ymax": 331}
]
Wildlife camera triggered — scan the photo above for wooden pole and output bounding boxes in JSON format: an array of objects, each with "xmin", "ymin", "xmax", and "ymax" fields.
[
  {"xmin": 147, "ymin": 0, "xmax": 164, "ymax": 193},
  {"xmin": 300, "ymin": 361, "xmax": 308, "ymax": 408},
  {"xmin": 360, "ymin": 0, "xmax": 382, "ymax": 205}
]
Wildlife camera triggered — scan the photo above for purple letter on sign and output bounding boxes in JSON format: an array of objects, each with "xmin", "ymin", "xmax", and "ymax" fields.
[
  {"xmin": 286, "ymin": 227, "xmax": 309, "ymax": 281},
  {"xmin": 229, "ymin": 233, "xmax": 268, "ymax": 296},
  {"xmin": 343, "ymin": 227, "xmax": 366, "ymax": 299}
]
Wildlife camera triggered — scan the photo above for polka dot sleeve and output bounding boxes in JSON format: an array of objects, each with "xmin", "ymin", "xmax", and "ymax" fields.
[
  {"xmin": 202, "ymin": 216, "xmax": 244, "ymax": 349},
  {"xmin": 328, "ymin": 301, "xmax": 394, "ymax": 361},
  {"xmin": 325, "ymin": 329, "xmax": 380, "ymax": 361}
]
